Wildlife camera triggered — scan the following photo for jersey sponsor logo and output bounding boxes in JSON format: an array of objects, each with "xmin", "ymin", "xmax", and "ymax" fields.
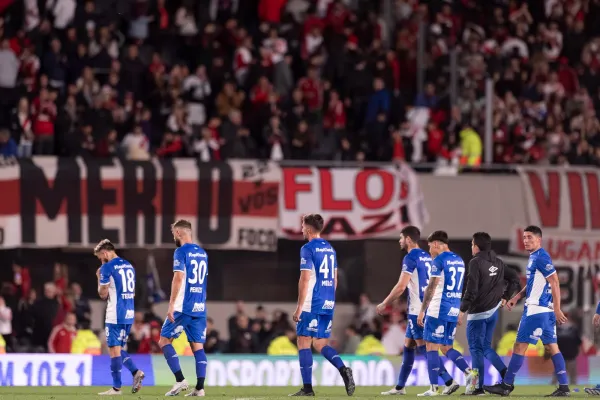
[
  {"xmin": 432, "ymin": 325, "xmax": 445, "ymax": 338},
  {"xmin": 530, "ymin": 327, "xmax": 543, "ymax": 341},
  {"xmin": 489, "ymin": 266, "xmax": 498, "ymax": 276},
  {"xmin": 545, "ymin": 264, "xmax": 554, "ymax": 271},
  {"xmin": 448, "ymin": 307, "xmax": 460, "ymax": 317},
  {"xmin": 188, "ymin": 252, "xmax": 207, "ymax": 258},
  {"xmin": 322, "ymin": 300, "xmax": 335, "ymax": 310},
  {"xmin": 112, "ymin": 264, "xmax": 131, "ymax": 270},
  {"xmin": 315, "ymin": 248, "xmax": 334, "ymax": 253},
  {"xmin": 308, "ymin": 319, "xmax": 318, "ymax": 331},
  {"xmin": 446, "ymin": 260, "xmax": 464, "ymax": 266},
  {"xmin": 419, "ymin": 257, "xmax": 432, "ymax": 262},
  {"xmin": 192, "ymin": 302, "xmax": 205, "ymax": 312}
]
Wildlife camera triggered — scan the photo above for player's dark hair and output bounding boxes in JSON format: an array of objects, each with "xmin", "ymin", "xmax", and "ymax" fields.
[
  {"xmin": 472, "ymin": 232, "xmax": 492, "ymax": 251},
  {"xmin": 427, "ymin": 230, "xmax": 449, "ymax": 244},
  {"xmin": 524, "ymin": 225, "xmax": 542, "ymax": 237},
  {"xmin": 401, "ymin": 225, "xmax": 421, "ymax": 243},
  {"xmin": 94, "ymin": 239, "xmax": 115, "ymax": 254},
  {"xmin": 302, "ymin": 213, "xmax": 324, "ymax": 232},
  {"xmin": 172, "ymin": 219, "xmax": 192, "ymax": 230}
]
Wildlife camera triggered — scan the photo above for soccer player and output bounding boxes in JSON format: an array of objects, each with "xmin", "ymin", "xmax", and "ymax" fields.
[
  {"xmin": 417, "ymin": 231, "xmax": 478, "ymax": 397},
  {"xmin": 585, "ymin": 307, "xmax": 600, "ymax": 395},
  {"xmin": 94, "ymin": 239, "xmax": 144, "ymax": 396},
  {"xmin": 458, "ymin": 232, "xmax": 521, "ymax": 395},
  {"xmin": 378, "ymin": 226, "xmax": 459, "ymax": 396},
  {"xmin": 484, "ymin": 226, "xmax": 570, "ymax": 397},
  {"xmin": 291, "ymin": 213, "xmax": 355, "ymax": 397},
  {"xmin": 584, "ymin": 302, "xmax": 600, "ymax": 396},
  {"xmin": 159, "ymin": 219, "xmax": 209, "ymax": 397}
]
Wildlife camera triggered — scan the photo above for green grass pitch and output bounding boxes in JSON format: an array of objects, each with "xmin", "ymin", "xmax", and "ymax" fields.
[{"xmin": 0, "ymin": 386, "xmax": 590, "ymax": 400}]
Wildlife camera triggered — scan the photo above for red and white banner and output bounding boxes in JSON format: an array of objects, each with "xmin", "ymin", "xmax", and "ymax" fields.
[
  {"xmin": 0, "ymin": 158, "xmax": 280, "ymax": 251},
  {"xmin": 513, "ymin": 167, "xmax": 600, "ymax": 262},
  {"xmin": 279, "ymin": 163, "xmax": 429, "ymax": 239}
]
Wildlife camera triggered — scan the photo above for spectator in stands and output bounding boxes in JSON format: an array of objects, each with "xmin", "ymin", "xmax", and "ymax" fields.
[
  {"xmin": 138, "ymin": 320, "xmax": 162, "ymax": 354},
  {"xmin": 204, "ymin": 317, "xmax": 224, "ymax": 354},
  {"xmin": 0, "ymin": 296, "xmax": 13, "ymax": 350},
  {"xmin": 31, "ymin": 282, "xmax": 60, "ymax": 351},
  {"xmin": 129, "ymin": 311, "xmax": 150, "ymax": 353},
  {"xmin": 0, "ymin": 128, "xmax": 17, "ymax": 158},
  {"xmin": 381, "ymin": 312, "xmax": 406, "ymax": 355},
  {"xmin": 355, "ymin": 293, "xmax": 376, "ymax": 328},
  {"xmin": 70, "ymin": 283, "xmax": 90, "ymax": 329},
  {"xmin": 228, "ymin": 313, "xmax": 259, "ymax": 353},
  {"xmin": 228, "ymin": 300, "xmax": 246, "ymax": 340},
  {"xmin": 554, "ymin": 314, "xmax": 582, "ymax": 385},
  {"xmin": 48, "ymin": 312, "xmax": 77, "ymax": 353},
  {"xmin": 266, "ymin": 327, "xmax": 298, "ymax": 356},
  {"xmin": 343, "ymin": 325, "xmax": 361, "ymax": 354}
]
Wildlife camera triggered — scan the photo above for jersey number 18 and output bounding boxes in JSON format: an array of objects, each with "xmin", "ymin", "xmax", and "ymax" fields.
[{"xmin": 118, "ymin": 269, "xmax": 135, "ymax": 293}]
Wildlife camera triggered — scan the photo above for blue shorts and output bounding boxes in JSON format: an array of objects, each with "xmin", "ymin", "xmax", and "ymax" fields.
[
  {"xmin": 516, "ymin": 311, "xmax": 557, "ymax": 345},
  {"xmin": 296, "ymin": 311, "xmax": 333, "ymax": 339},
  {"xmin": 423, "ymin": 315, "xmax": 457, "ymax": 345},
  {"xmin": 406, "ymin": 315, "xmax": 424, "ymax": 340},
  {"xmin": 161, "ymin": 311, "xmax": 207, "ymax": 343},
  {"xmin": 105, "ymin": 323, "xmax": 132, "ymax": 348}
]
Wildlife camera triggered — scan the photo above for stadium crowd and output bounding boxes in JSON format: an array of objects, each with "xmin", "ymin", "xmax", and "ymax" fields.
[{"xmin": 0, "ymin": 0, "xmax": 599, "ymax": 165}]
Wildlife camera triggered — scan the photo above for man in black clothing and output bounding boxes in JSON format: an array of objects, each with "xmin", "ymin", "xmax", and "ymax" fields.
[{"xmin": 458, "ymin": 232, "xmax": 521, "ymax": 395}]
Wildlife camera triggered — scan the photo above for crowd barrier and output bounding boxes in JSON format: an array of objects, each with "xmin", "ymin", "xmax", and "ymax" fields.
[{"xmin": 0, "ymin": 354, "xmax": 596, "ymax": 386}]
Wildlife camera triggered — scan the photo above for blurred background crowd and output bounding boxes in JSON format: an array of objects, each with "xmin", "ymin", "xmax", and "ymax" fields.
[{"xmin": 0, "ymin": 0, "xmax": 599, "ymax": 165}]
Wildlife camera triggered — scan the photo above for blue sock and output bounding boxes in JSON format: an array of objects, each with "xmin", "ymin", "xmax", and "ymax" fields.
[
  {"xmin": 470, "ymin": 348, "xmax": 484, "ymax": 389},
  {"xmin": 194, "ymin": 349, "xmax": 207, "ymax": 390},
  {"xmin": 162, "ymin": 344, "xmax": 184, "ymax": 382},
  {"xmin": 121, "ymin": 350, "xmax": 138, "ymax": 376},
  {"xmin": 417, "ymin": 345, "xmax": 427, "ymax": 355},
  {"xmin": 110, "ymin": 356, "xmax": 122, "ymax": 390},
  {"xmin": 551, "ymin": 353, "xmax": 568, "ymax": 386},
  {"xmin": 503, "ymin": 354, "xmax": 524, "ymax": 385},
  {"xmin": 321, "ymin": 346, "xmax": 345, "ymax": 370},
  {"xmin": 426, "ymin": 351, "xmax": 440, "ymax": 386},
  {"xmin": 484, "ymin": 348, "xmax": 507, "ymax": 376},
  {"xmin": 396, "ymin": 346, "xmax": 415, "ymax": 389},
  {"xmin": 446, "ymin": 348, "xmax": 470, "ymax": 373},
  {"xmin": 438, "ymin": 359, "xmax": 453, "ymax": 385},
  {"xmin": 299, "ymin": 349, "xmax": 313, "ymax": 386}
]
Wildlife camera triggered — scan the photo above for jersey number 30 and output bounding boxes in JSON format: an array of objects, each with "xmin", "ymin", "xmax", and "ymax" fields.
[
  {"xmin": 319, "ymin": 255, "xmax": 336, "ymax": 279},
  {"xmin": 188, "ymin": 260, "xmax": 207, "ymax": 285}
]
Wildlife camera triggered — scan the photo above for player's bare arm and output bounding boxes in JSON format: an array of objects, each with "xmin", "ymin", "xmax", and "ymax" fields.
[
  {"xmin": 167, "ymin": 271, "xmax": 185, "ymax": 322},
  {"xmin": 547, "ymin": 273, "xmax": 567, "ymax": 324},
  {"xmin": 377, "ymin": 272, "xmax": 411, "ymax": 315},
  {"xmin": 97, "ymin": 267, "xmax": 109, "ymax": 300},
  {"xmin": 293, "ymin": 270, "xmax": 311, "ymax": 322},
  {"xmin": 506, "ymin": 286, "xmax": 526, "ymax": 310},
  {"xmin": 334, "ymin": 268, "xmax": 338, "ymax": 291},
  {"xmin": 417, "ymin": 276, "xmax": 439, "ymax": 327}
]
